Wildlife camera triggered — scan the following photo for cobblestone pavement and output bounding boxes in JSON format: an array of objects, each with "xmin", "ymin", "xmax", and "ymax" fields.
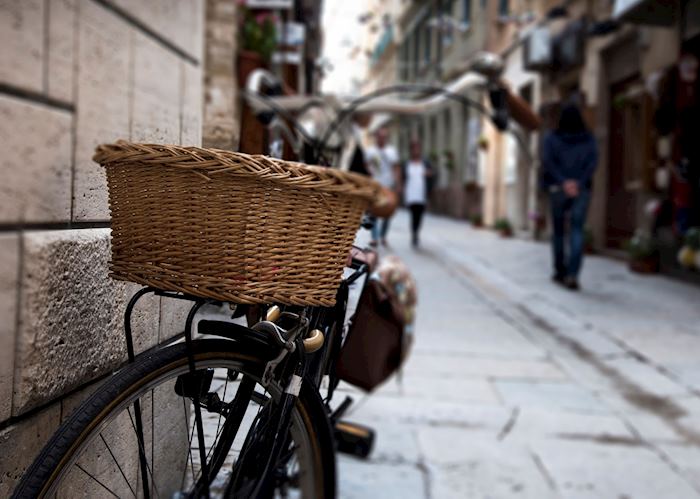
[{"xmin": 336, "ymin": 210, "xmax": 700, "ymax": 499}]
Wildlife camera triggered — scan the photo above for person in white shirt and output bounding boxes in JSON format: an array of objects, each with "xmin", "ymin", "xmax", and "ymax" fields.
[
  {"xmin": 401, "ymin": 139, "xmax": 434, "ymax": 248},
  {"xmin": 365, "ymin": 127, "xmax": 401, "ymax": 246}
]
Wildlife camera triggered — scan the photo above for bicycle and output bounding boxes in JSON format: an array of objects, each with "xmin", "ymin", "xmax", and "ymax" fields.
[{"xmin": 13, "ymin": 52, "xmax": 526, "ymax": 498}]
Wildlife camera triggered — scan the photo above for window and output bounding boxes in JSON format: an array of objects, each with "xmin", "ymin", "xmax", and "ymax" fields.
[
  {"xmin": 424, "ymin": 19, "xmax": 431, "ymax": 64},
  {"xmin": 400, "ymin": 41, "xmax": 409, "ymax": 81},
  {"xmin": 498, "ymin": 0, "xmax": 509, "ymax": 18},
  {"xmin": 413, "ymin": 28, "xmax": 421, "ymax": 72},
  {"xmin": 463, "ymin": 0, "xmax": 471, "ymax": 25}
]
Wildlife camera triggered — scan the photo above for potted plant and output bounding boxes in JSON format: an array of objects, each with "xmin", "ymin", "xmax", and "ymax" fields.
[
  {"xmin": 237, "ymin": 6, "xmax": 277, "ymax": 85},
  {"xmin": 528, "ymin": 211, "xmax": 546, "ymax": 240},
  {"xmin": 678, "ymin": 226, "xmax": 700, "ymax": 270},
  {"xmin": 626, "ymin": 230, "xmax": 659, "ymax": 274},
  {"xmin": 494, "ymin": 218, "xmax": 513, "ymax": 237},
  {"xmin": 470, "ymin": 213, "xmax": 483, "ymax": 228}
]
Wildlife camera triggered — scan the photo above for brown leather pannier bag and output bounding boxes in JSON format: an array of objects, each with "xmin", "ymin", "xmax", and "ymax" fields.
[{"xmin": 335, "ymin": 278, "xmax": 405, "ymax": 391}]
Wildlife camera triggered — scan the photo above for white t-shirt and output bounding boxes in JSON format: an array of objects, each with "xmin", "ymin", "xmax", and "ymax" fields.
[
  {"xmin": 365, "ymin": 144, "xmax": 399, "ymax": 188},
  {"xmin": 405, "ymin": 160, "xmax": 427, "ymax": 205}
]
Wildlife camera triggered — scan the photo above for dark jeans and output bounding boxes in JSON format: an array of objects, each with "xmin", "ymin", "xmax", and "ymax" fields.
[
  {"xmin": 371, "ymin": 217, "xmax": 391, "ymax": 241},
  {"xmin": 550, "ymin": 190, "xmax": 590, "ymax": 279},
  {"xmin": 409, "ymin": 203, "xmax": 425, "ymax": 243}
]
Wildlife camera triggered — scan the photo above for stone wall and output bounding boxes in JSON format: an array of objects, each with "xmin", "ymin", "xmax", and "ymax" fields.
[
  {"xmin": 203, "ymin": 0, "xmax": 239, "ymax": 150},
  {"xmin": 0, "ymin": 0, "xmax": 204, "ymax": 494}
]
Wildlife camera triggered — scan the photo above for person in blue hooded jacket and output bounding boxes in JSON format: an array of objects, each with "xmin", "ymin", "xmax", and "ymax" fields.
[{"xmin": 542, "ymin": 104, "xmax": 598, "ymax": 290}]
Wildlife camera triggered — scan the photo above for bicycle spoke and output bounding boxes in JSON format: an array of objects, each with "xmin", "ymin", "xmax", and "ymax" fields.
[
  {"xmin": 75, "ymin": 463, "xmax": 121, "ymax": 499},
  {"xmin": 126, "ymin": 405, "xmax": 161, "ymax": 499},
  {"xmin": 99, "ymin": 433, "xmax": 137, "ymax": 498},
  {"xmin": 195, "ymin": 375, "xmax": 257, "ymax": 493},
  {"xmin": 180, "ymin": 396, "xmax": 197, "ymax": 491}
]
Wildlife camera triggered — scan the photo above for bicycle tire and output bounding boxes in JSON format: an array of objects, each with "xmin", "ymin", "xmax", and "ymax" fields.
[{"xmin": 12, "ymin": 339, "xmax": 336, "ymax": 499}]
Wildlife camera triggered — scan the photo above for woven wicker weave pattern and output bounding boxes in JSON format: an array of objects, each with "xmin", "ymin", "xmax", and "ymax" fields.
[{"xmin": 94, "ymin": 141, "xmax": 380, "ymax": 306}]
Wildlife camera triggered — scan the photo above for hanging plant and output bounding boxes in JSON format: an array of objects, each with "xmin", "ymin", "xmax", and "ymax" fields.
[{"xmin": 239, "ymin": 5, "xmax": 278, "ymax": 63}]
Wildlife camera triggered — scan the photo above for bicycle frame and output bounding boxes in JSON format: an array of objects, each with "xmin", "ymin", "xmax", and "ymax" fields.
[{"xmin": 120, "ymin": 252, "xmax": 371, "ymax": 497}]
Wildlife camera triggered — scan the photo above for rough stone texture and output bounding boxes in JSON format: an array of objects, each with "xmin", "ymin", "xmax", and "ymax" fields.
[
  {"xmin": 47, "ymin": 0, "xmax": 78, "ymax": 103},
  {"xmin": 13, "ymin": 229, "xmax": 159, "ymax": 415},
  {"xmin": 0, "ymin": 96, "xmax": 72, "ymax": 223},
  {"xmin": 131, "ymin": 31, "xmax": 181, "ymax": 143},
  {"xmin": 181, "ymin": 60, "xmax": 203, "ymax": 146},
  {"xmin": 0, "ymin": 0, "xmax": 44, "ymax": 93},
  {"xmin": 0, "ymin": 234, "xmax": 19, "ymax": 423},
  {"xmin": 109, "ymin": 0, "xmax": 204, "ymax": 60},
  {"xmin": 159, "ymin": 297, "xmax": 191, "ymax": 342},
  {"xmin": 202, "ymin": 0, "xmax": 239, "ymax": 150},
  {"xmin": 0, "ymin": 404, "xmax": 61, "ymax": 497},
  {"xmin": 73, "ymin": 0, "xmax": 131, "ymax": 222}
]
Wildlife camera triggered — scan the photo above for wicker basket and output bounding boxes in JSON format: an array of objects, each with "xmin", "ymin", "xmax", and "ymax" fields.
[{"xmin": 94, "ymin": 141, "xmax": 380, "ymax": 306}]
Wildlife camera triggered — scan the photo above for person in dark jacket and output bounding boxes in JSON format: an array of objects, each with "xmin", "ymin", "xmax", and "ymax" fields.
[{"xmin": 542, "ymin": 104, "xmax": 598, "ymax": 290}]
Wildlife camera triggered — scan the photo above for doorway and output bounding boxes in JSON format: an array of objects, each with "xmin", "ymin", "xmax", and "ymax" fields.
[{"xmin": 606, "ymin": 76, "xmax": 649, "ymax": 248}]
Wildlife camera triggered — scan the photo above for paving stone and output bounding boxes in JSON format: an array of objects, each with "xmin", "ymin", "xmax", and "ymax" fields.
[
  {"xmin": 0, "ymin": 403, "xmax": 61, "ymax": 497},
  {"xmin": 417, "ymin": 431, "xmax": 558, "ymax": 499},
  {"xmin": 658, "ymin": 443, "xmax": 700, "ymax": 492},
  {"xmin": 0, "ymin": 234, "xmax": 19, "ymax": 423},
  {"xmin": 73, "ymin": 0, "xmax": 131, "ymax": 221},
  {"xmin": 395, "ymin": 375, "xmax": 501, "ymax": 405},
  {"xmin": 532, "ymin": 439, "xmax": 700, "ymax": 499},
  {"xmin": 0, "ymin": 0, "xmax": 43, "ymax": 92},
  {"xmin": 338, "ymin": 459, "xmax": 426, "ymax": 499},
  {"xmin": 0, "ymin": 96, "xmax": 72, "ymax": 223},
  {"xmin": 47, "ymin": 0, "xmax": 78, "ymax": 102},
  {"xmin": 131, "ymin": 31, "xmax": 181, "ymax": 143},
  {"xmin": 13, "ymin": 229, "xmax": 159, "ymax": 415},
  {"xmin": 353, "ymin": 395, "xmax": 511, "ymax": 431},
  {"xmin": 494, "ymin": 380, "xmax": 611, "ymax": 414},
  {"xmin": 413, "ymin": 316, "xmax": 547, "ymax": 359},
  {"xmin": 509, "ymin": 407, "xmax": 635, "ymax": 442},
  {"xmin": 407, "ymin": 352, "xmax": 567, "ymax": 380},
  {"xmin": 603, "ymin": 356, "xmax": 692, "ymax": 399}
]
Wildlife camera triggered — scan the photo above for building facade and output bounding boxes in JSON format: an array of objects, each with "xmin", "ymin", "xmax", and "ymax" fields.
[
  {"xmin": 488, "ymin": 0, "xmax": 700, "ymax": 281},
  {"xmin": 0, "ymin": 0, "xmax": 205, "ymax": 493}
]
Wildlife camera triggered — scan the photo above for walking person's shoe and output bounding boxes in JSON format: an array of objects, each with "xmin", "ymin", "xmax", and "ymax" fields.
[
  {"xmin": 564, "ymin": 276, "xmax": 580, "ymax": 291},
  {"xmin": 381, "ymin": 238, "xmax": 388, "ymax": 247},
  {"xmin": 369, "ymin": 240, "xmax": 378, "ymax": 248},
  {"xmin": 551, "ymin": 273, "xmax": 566, "ymax": 286}
]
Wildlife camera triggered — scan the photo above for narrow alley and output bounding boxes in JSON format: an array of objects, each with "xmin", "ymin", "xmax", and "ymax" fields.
[{"xmin": 338, "ymin": 211, "xmax": 700, "ymax": 499}]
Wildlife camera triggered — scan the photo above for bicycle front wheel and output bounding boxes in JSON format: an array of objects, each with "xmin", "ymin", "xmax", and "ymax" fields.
[{"xmin": 12, "ymin": 339, "xmax": 336, "ymax": 499}]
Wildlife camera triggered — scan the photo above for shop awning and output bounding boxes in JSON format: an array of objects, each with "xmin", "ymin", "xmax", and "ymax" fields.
[{"xmin": 613, "ymin": 0, "xmax": 679, "ymax": 26}]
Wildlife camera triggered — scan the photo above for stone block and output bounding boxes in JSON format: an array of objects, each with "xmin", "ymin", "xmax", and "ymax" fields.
[
  {"xmin": 0, "ymin": 0, "xmax": 44, "ymax": 93},
  {"xmin": 131, "ymin": 31, "xmax": 181, "ymax": 143},
  {"xmin": 73, "ymin": 1, "xmax": 131, "ymax": 221},
  {"xmin": 338, "ymin": 459, "xmax": 426, "ymax": 499},
  {"xmin": 159, "ymin": 296, "xmax": 191, "ymax": 343},
  {"xmin": 47, "ymin": 0, "xmax": 78, "ymax": 102},
  {"xmin": 532, "ymin": 439, "xmax": 700, "ymax": 498},
  {"xmin": 0, "ymin": 234, "xmax": 19, "ymax": 423},
  {"xmin": 181, "ymin": 61, "xmax": 202, "ymax": 146},
  {"xmin": 108, "ymin": 0, "xmax": 204, "ymax": 61},
  {"xmin": 0, "ymin": 96, "xmax": 72, "ymax": 223},
  {"xmin": 418, "ymin": 431, "xmax": 558, "ymax": 499},
  {"xmin": 0, "ymin": 403, "xmax": 61, "ymax": 497},
  {"xmin": 13, "ymin": 229, "xmax": 159, "ymax": 415}
]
